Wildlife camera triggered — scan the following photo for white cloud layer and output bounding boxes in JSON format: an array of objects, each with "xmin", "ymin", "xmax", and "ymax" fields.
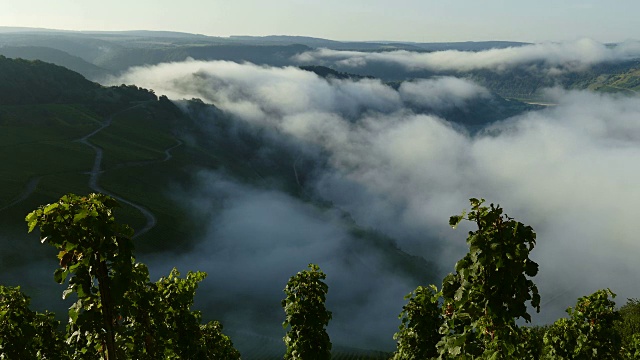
[
  {"xmin": 294, "ymin": 39, "xmax": 640, "ymax": 72},
  {"xmin": 114, "ymin": 60, "xmax": 640, "ymax": 345},
  {"xmin": 142, "ymin": 174, "xmax": 414, "ymax": 349}
]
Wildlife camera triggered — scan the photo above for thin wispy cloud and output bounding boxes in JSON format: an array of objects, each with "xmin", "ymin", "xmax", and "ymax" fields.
[{"xmin": 294, "ymin": 39, "xmax": 640, "ymax": 72}]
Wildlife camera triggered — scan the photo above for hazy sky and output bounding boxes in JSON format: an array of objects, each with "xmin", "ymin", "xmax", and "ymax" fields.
[{"xmin": 3, "ymin": 0, "xmax": 639, "ymax": 42}]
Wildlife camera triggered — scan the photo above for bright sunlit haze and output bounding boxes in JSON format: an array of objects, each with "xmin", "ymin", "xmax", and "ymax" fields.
[{"xmin": 2, "ymin": 0, "xmax": 640, "ymax": 42}]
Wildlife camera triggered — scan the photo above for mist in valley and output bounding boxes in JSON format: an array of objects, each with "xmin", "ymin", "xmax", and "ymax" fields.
[
  {"xmin": 295, "ymin": 39, "xmax": 640, "ymax": 73},
  {"xmin": 106, "ymin": 45, "xmax": 640, "ymax": 350}
]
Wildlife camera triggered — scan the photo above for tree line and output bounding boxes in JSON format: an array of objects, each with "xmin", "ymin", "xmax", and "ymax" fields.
[{"xmin": 1, "ymin": 194, "xmax": 639, "ymax": 359}]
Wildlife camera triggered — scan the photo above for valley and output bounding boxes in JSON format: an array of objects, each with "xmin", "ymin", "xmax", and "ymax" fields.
[{"xmin": 0, "ymin": 29, "xmax": 639, "ymax": 358}]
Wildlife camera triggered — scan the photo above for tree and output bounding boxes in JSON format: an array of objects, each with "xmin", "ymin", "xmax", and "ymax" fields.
[
  {"xmin": 0, "ymin": 285, "xmax": 66, "ymax": 359},
  {"xmin": 438, "ymin": 198, "xmax": 541, "ymax": 359},
  {"xmin": 26, "ymin": 193, "xmax": 133, "ymax": 359},
  {"xmin": 392, "ymin": 284, "xmax": 442, "ymax": 359},
  {"xmin": 115, "ymin": 265, "xmax": 240, "ymax": 359},
  {"xmin": 282, "ymin": 264, "xmax": 332, "ymax": 360},
  {"xmin": 543, "ymin": 289, "xmax": 621, "ymax": 359},
  {"xmin": 24, "ymin": 193, "xmax": 239, "ymax": 359},
  {"xmin": 616, "ymin": 298, "xmax": 640, "ymax": 357}
]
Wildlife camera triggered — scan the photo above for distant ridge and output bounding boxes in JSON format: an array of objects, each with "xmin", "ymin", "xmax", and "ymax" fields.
[
  {"xmin": 0, "ymin": 26, "xmax": 528, "ymax": 51},
  {"xmin": 83, "ymin": 30, "xmax": 213, "ymax": 39},
  {"xmin": 0, "ymin": 26, "xmax": 60, "ymax": 33}
]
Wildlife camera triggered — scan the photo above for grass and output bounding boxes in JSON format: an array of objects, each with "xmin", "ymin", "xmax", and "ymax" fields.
[
  {"xmin": 89, "ymin": 105, "xmax": 178, "ymax": 169},
  {"xmin": 0, "ymin": 104, "xmax": 100, "ymax": 205},
  {"xmin": 98, "ymin": 157, "xmax": 198, "ymax": 252},
  {"xmin": 0, "ymin": 141, "xmax": 95, "ymax": 202},
  {"xmin": 0, "ymin": 100, "xmax": 209, "ymax": 258},
  {"xmin": 0, "ymin": 101, "xmax": 189, "ymax": 250}
]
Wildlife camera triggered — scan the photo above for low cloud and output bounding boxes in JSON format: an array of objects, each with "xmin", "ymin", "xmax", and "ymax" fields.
[
  {"xmin": 399, "ymin": 77, "xmax": 491, "ymax": 110},
  {"xmin": 114, "ymin": 60, "xmax": 640, "ymax": 346},
  {"xmin": 112, "ymin": 60, "xmax": 402, "ymax": 121},
  {"xmin": 142, "ymin": 173, "xmax": 414, "ymax": 349},
  {"xmin": 294, "ymin": 39, "xmax": 640, "ymax": 72}
]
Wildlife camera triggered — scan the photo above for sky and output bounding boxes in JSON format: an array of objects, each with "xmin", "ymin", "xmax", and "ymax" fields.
[{"xmin": 2, "ymin": 0, "xmax": 640, "ymax": 42}]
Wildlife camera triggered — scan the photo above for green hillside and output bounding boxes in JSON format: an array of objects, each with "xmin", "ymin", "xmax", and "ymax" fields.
[
  {"xmin": 0, "ymin": 55, "xmax": 102, "ymax": 104},
  {"xmin": 464, "ymin": 60, "xmax": 640, "ymax": 99}
]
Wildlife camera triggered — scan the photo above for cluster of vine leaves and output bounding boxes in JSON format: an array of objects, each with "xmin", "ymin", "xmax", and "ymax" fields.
[
  {"xmin": 440, "ymin": 198, "xmax": 541, "ymax": 359},
  {"xmin": 0, "ymin": 286, "xmax": 65, "ymax": 358},
  {"xmin": 16, "ymin": 193, "xmax": 240, "ymax": 359},
  {"xmin": 392, "ymin": 198, "xmax": 639, "ymax": 359},
  {"xmin": 282, "ymin": 264, "xmax": 332, "ymax": 360}
]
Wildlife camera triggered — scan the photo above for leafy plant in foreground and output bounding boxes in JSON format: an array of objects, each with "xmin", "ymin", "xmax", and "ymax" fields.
[
  {"xmin": 392, "ymin": 284, "xmax": 442, "ymax": 360},
  {"xmin": 616, "ymin": 298, "xmax": 640, "ymax": 357},
  {"xmin": 24, "ymin": 193, "xmax": 239, "ymax": 359},
  {"xmin": 438, "ymin": 198, "xmax": 541, "ymax": 359},
  {"xmin": 0, "ymin": 285, "xmax": 66, "ymax": 359},
  {"xmin": 543, "ymin": 289, "xmax": 621, "ymax": 359},
  {"xmin": 26, "ymin": 193, "xmax": 133, "ymax": 359},
  {"xmin": 282, "ymin": 264, "xmax": 332, "ymax": 360}
]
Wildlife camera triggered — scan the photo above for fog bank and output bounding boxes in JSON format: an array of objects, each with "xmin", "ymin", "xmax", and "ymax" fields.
[
  {"xmin": 294, "ymin": 39, "xmax": 640, "ymax": 73},
  {"xmin": 114, "ymin": 60, "xmax": 640, "ymax": 347}
]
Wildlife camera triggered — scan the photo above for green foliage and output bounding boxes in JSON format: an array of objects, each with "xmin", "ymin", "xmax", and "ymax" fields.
[
  {"xmin": 114, "ymin": 265, "xmax": 240, "ymax": 359},
  {"xmin": 543, "ymin": 289, "xmax": 621, "ymax": 359},
  {"xmin": 438, "ymin": 198, "xmax": 540, "ymax": 359},
  {"xmin": 616, "ymin": 298, "xmax": 640, "ymax": 356},
  {"xmin": 199, "ymin": 320, "xmax": 242, "ymax": 359},
  {"xmin": 22, "ymin": 193, "xmax": 239, "ymax": 359},
  {"xmin": 0, "ymin": 285, "xmax": 66, "ymax": 359},
  {"xmin": 0, "ymin": 56, "xmax": 158, "ymax": 117},
  {"xmin": 27, "ymin": 193, "xmax": 134, "ymax": 359},
  {"xmin": 282, "ymin": 264, "xmax": 332, "ymax": 360},
  {"xmin": 392, "ymin": 285, "xmax": 442, "ymax": 360},
  {"xmin": 519, "ymin": 325, "xmax": 548, "ymax": 359},
  {"xmin": 376, "ymin": 200, "xmax": 639, "ymax": 359},
  {"xmin": 622, "ymin": 334, "xmax": 640, "ymax": 359}
]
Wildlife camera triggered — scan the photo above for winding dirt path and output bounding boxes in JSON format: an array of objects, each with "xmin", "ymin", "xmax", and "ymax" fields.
[
  {"xmin": 76, "ymin": 114, "xmax": 158, "ymax": 238},
  {"xmin": 76, "ymin": 107, "xmax": 181, "ymax": 239},
  {"xmin": 1, "ymin": 104, "xmax": 181, "ymax": 238}
]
